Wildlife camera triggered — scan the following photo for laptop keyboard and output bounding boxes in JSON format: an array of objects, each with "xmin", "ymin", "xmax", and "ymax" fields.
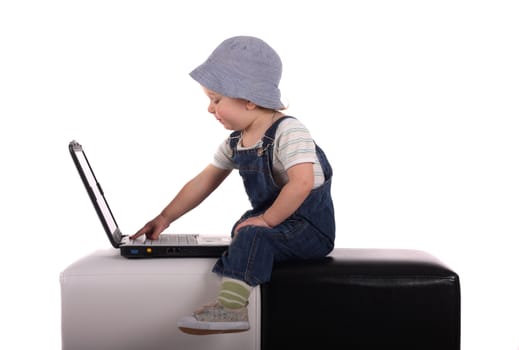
[{"xmin": 143, "ymin": 234, "xmax": 198, "ymax": 245}]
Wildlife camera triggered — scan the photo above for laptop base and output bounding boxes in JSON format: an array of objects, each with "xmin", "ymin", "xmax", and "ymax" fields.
[{"xmin": 121, "ymin": 245, "xmax": 228, "ymax": 258}]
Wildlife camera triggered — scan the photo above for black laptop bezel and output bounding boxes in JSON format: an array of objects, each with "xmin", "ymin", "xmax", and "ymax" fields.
[{"xmin": 69, "ymin": 140, "xmax": 122, "ymax": 248}]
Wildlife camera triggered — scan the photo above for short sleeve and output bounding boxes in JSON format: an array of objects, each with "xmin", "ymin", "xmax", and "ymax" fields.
[
  {"xmin": 212, "ymin": 138, "xmax": 236, "ymax": 170},
  {"xmin": 274, "ymin": 118, "xmax": 318, "ymax": 170}
]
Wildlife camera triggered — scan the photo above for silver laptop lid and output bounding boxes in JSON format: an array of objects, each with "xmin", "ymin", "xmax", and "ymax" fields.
[{"xmin": 69, "ymin": 140, "xmax": 123, "ymax": 248}]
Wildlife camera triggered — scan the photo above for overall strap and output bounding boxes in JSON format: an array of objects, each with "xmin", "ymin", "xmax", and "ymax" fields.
[
  {"xmin": 262, "ymin": 116, "xmax": 295, "ymax": 145},
  {"xmin": 228, "ymin": 130, "xmax": 241, "ymax": 149}
]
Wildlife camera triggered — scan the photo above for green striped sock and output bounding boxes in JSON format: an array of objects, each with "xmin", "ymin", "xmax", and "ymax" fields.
[{"xmin": 218, "ymin": 278, "xmax": 252, "ymax": 309}]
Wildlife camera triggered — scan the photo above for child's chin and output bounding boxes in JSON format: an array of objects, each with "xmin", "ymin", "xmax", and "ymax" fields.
[{"xmin": 222, "ymin": 124, "xmax": 234, "ymax": 131}]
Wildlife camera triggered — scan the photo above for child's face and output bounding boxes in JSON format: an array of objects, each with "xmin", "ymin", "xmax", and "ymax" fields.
[{"xmin": 203, "ymin": 87, "xmax": 252, "ymax": 131}]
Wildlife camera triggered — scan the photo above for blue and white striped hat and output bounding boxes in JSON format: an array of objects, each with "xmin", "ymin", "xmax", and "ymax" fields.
[{"xmin": 190, "ymin": 36, "xmax": 284, "ymax": 110}]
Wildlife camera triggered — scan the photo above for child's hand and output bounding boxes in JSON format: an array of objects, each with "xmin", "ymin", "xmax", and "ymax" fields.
[
  {"xmin": 233, "ymin": 215, "xmax": 272, "ymax": 234},
  {"xmin": 130, "ymin": 214, "xmax": 170, "ymax": 240}
]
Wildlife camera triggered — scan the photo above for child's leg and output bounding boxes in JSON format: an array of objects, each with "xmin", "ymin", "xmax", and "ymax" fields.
[
  {"xmin": 178, "ymin": 219, "xmax": 332, "ymax": 334},
  {"xmin": 213, "ymin": 219, "xmax": 333, "ymax": 286}
]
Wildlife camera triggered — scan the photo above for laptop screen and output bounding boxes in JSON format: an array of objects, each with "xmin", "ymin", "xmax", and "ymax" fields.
[{"xmin": 69, "ymin": 141, "xmax": 122, "ymax": 247}]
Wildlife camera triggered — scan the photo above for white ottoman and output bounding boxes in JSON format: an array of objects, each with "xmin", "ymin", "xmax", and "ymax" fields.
[{"xmin": 60, "ymin": 249, "xmax": 261, "ymax": 350}]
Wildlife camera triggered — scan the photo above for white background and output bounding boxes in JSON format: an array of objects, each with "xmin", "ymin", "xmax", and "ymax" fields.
[{"xmin": 1, "ymin": 1, "xmax": 518, "ymax": 349}]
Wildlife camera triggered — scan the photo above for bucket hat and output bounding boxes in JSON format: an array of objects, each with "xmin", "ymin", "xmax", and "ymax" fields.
[{"xmin": 190, "ymin": 36, "xmax": 284, "ymax": 110}]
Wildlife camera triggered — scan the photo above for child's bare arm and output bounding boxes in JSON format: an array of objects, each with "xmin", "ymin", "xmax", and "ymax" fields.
[
  {"xmin": 132, "ymin": 164, "xmax": 231, "ymax": 240},
  {"xmin": 234, "ymin": 162, "xmax": 314, "ymax": 233}
]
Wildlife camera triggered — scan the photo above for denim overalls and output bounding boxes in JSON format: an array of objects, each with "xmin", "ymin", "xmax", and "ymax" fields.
[{"xmin": 212, "ymin": 116, "xmax": 335, "ymax": 286}]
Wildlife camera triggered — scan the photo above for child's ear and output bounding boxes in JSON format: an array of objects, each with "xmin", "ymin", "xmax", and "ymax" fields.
[{"xmin": 245, "ymin": 101, "xmax": 257, "ymax": 110}]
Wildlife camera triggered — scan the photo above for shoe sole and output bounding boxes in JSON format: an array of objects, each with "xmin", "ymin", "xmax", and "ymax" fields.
[
  {"xmin": 178, "ymin": 327, "xmax": 250, "ymax": 335},
  {"xmin": 177, "ymin": 316, "xmax": 249, "ymax": 335}
]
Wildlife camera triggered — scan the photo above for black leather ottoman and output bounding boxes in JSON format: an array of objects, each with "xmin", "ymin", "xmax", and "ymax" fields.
[{"xmin": 260, "ymin": 248, "xmax": 460, "ymax": 350}]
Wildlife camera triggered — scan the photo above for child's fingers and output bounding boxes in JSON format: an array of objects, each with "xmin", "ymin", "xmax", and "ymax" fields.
[{"xmin": 130, "ymin": 224, "xmax": 149, "ymax": 239}]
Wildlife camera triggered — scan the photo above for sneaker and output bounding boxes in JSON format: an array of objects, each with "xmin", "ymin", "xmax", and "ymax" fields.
[{"xmin": 177, "ymin": 301, "xmax": 250, "ymax": 335}]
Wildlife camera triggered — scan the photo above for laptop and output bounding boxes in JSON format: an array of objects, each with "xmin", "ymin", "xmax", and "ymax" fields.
[{"xmin": 68, "ymin": 140, "xmax": 230, "ymax": 258}]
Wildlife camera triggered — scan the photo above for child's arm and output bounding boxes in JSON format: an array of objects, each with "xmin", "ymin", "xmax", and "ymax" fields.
[
  {"xmin": 234, "ymin": 162, "xmax": 314, "ymax": 233},
  {"xmin": 131, "ymin": 164, "xmax": 231, "ymax": 240}
]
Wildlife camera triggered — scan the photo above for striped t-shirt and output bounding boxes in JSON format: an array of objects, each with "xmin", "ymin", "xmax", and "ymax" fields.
[{"xmin": 212, "ymin": 118, "xmax": 325, "ymax": 188}]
